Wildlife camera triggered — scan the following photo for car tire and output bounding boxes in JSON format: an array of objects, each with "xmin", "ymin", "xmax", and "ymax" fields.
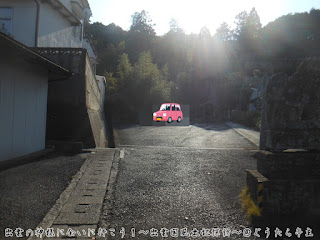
[
  {"xmin": 177, "ymin": 117, "xmax": 181, "ymax": 123},
  {"xmin": 168, "ymin": 117, "xmax": 172, "ymax": 123}
]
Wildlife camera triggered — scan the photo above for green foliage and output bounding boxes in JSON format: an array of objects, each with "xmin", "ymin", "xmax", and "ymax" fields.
[
  {"xmin": 117, "ymin": 53, "xmax": 132, "ymax": 83},
  {"xmin": 130, "ymin": 10, "xmax": 156, "ymax": 36},
  {"xmin": 234, "ymin": 7, "xmax": 262, "ymax": 59},
  {"xmin": 127, "ymin": 11, "xmax": 156, "ymax": 62},
  {"xmin": 262, "ymin": 9, "xmax": 320, "ymax": 58},
  {"xmin": 169, "ymin": 18, "xmax": 183, "ymax": 33},
  {"xmin": 85, "ymin": 7, "xmax": 320, "ymax": 122},
  {"xmin": 108, "ymin": 51, "xmax": 173, "ymax": 121},
  {"xmin": 215, "ymin": 22, "xmax": 233, "ymax": 42},
  {"xmin": 104, "ymin": 72, "xmax": 118, "ymax": 96}
]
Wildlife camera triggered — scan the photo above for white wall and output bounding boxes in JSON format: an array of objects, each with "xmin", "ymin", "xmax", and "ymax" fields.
[
  {"xmin": 0, "ymin": 0, "xmax": 36, "ymax": 46},
  {"xmin": 59, "ymin": 0, "xmax": 73, "ymax": 12},
  {"xmin": 83, "ymin": 38, "xmax": 97, "ymax": 73},
  {"xmin": 0, "ymin": 0, "xmax": 82, "ymax": 47},
  {"xmin": 38, "ymin": 2, "xmax": 82, "ymax": 48},
  {"xmin": 95, "ymin": 75, "xmax": 106, "ymax": 105},
  {"xmin": 0, "ymin": 56, "xmax": 48, "ymax": 161},
  {"xmin": 83, "ymin": 38, "xmax": 96, "ymax": 60}
]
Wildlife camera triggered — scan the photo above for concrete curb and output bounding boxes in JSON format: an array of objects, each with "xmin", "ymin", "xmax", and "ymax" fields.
[
  {"xmin": 27, "ymin": 154, "xmax": 91, "ymax": 240},
  {"xmin": 96, "ymin": 149, "xmax": 121, "ymax": 240},
  {"xmin": 27, "ymin": 148, "xmax": 117, "ymax": 240},
  {"xmin": 226, "ymin": 122, "xmax": 260, "ymax": 147}
]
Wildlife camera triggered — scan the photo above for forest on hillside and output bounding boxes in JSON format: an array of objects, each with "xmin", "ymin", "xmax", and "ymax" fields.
[{"xmin": 85, "ymin": 8, "xmax": 320, "ymax": 124}]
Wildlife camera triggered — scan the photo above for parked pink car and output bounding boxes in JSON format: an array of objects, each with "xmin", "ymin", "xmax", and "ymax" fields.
[{"xmin": 153, "ymin": 103, "xmax": 183, "ymax": 123}]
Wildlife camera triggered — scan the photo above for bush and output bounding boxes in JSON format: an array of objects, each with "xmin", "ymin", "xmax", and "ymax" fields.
[
  {"xmin": 246, "ymin": 111, "xmax": 261, "ymax": 130},
  {"xmin": 231, "ymin": 110, "xmax": 261, "ymax": 130},
  {"xmin": 239, "ymin": 186, "xmax": 261, "ymax": 220}
]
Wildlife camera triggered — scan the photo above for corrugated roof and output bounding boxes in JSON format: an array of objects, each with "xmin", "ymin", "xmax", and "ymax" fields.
[{"xmin": 0, "ymin": 32, "xmax": 71, "ymax": 77}]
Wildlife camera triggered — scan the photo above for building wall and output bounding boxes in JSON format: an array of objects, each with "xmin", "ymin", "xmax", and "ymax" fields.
[
  {"xmin": 59, "ymin": 0, "xmax": 73, "ymax": 12},
  {"xmin": 0, "ymin": 55, "xmax": 48, "ymax": 161},
  {"xmin": 0, "ymin": 0, "xmax": 36, "ymax": 46},
  {"xmin": 0, "ymin": 0, "xmax": 82, "ymax": 48},
  {"xmin": 83, "ymin": 38, "xmax": 97, "ymax": 73},
  {"xmin": 38, "ymin": 2, "xmax": 82, "ymax": 48},
  {"xmin": 95, "ymin": 75, "xmax": 106, "ymax": 106}
]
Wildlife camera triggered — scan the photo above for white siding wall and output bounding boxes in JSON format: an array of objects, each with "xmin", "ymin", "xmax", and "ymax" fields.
[
  {"xmin": 0, "ymin": 0, "xmax": 36, "ymax": 46},
  {"xmin": 83, "ymin": 38, "xmax": 96, "ymax": 60},
  {"xmin": 0, "ymin": 57, "xmax": 48, "ymax": 161},
  {"xmin": 0, "ymin": 0, "xmax": 82, "ymax": 48},
  {"xmin": 38, "ymin": 2, "xmax": 82, "ymax": 48}
]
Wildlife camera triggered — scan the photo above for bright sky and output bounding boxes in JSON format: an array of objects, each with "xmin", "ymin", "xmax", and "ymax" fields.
[{"xmin": 89, "ymin": 0, "xmax": 320, "ymax": 36}]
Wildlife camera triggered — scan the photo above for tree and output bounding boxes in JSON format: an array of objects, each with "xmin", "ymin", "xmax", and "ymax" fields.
[
  {"xmin": 104, "ymin": 72, "xmax": 118, "ymax": 97},
  {"xmin": 261, "ymin": 9, "xmax": 320, "ymax": 58},
  {"xmin": 130, "ymin": 10, "xmax": 156, "ymax": 36},
  {"xmin": 117, "ymin": 53, "xmax": 132, "ymax": 87},
  {"xmin": 215, "ymin": 22, "xmax": 233, "ymax": 42},
  {"xmin": 234, "ymin": 7, "xmax": 262, "ymax": 58},
  {"xmin": 199, "ymin": 26, "xmax": 211, "ymax": 39},
  {"xmin": 234, "ymin": 8, "xmax": 261, "ymax": 40},
  {"xmin": 169, "ymin": 18, "xmax": 183, "ymax": 33},
  {"xmin": 127, "ymin": 10, "xmax": 156, "ymax": 62}
]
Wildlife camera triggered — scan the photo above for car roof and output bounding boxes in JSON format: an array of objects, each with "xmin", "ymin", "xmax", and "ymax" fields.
[{"xmin": 161, "ymin": 103, "xmax": 180, "ymax": 105}]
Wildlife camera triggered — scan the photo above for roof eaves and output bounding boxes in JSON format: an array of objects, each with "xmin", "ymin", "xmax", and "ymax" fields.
[
  {"xmin": 0, "ymin": 32, "xmax": 71, "ymax": 76},
  {"xmin": 44, "ymin": 0, "xmax": 81, "ymax": 25}
]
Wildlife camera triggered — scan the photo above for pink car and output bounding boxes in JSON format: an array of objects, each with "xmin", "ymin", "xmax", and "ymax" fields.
[{"xmin": 153, "ymin": 103, "xmax": 183, "ymax": 123}]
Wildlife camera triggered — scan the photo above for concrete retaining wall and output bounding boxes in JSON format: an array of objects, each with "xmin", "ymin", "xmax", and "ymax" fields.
[
  {"xmin": 248, "ymin": 151, "xmax": 320, "ymax": 218},
  {"xmin": 34, "ymin": 48, "xmax": 108, "ymax": 148}
]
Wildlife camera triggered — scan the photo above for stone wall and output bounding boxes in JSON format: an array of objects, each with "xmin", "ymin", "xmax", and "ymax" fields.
[
  {"xmin": 260, "ymin": 57, "xmax": 320, "ymax": 151},
  {"xmin": 249, "ymin": 151, "xmax": 320, "ymax": 217},
  {"xmin": 247, "ymin": 57, "xmax": 320, "ymax": 226}
]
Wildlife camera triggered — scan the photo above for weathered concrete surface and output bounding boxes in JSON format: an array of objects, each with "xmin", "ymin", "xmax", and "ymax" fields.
[
  {"xmin": 226, "ymin": 122, "xmax": 260, "ymax": 147},
  {"xmin": 246, "ymin": 170, "xmax": 268, "ymax": 207},
  {"xmin": 33, "ymin": 48, "xmax": 108, "ymax": 148},
  {"xmin": 247, "ymin": 149, "xmax": 320, "ymax": 233},
  {"xmin": 260, "ymin": 57, "xmax": 320, "ymax": 152},
  {"xmin": 99, "ymin": 124, "xmax": 258, "ymax": 239},
  {"xmin": 27, "ymin": 149, "xmax": 117, "ymax": 240},
  {"xmin": 47, "ymin": 140, "xmax": 84, "ymax": 155},
  {"xmin": 254, "ymin": 150, "xmax": 320, "ymax": 179},
  {"xmin": 249, "ymin": 151, "xmax": 320, "ymax": 214},
  {"xmin": 248, "ymin": 57, "xmax": 320, "ymax": 234}
]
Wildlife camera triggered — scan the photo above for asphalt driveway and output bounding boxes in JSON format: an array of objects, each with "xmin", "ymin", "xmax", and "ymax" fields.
[
  {"xmin": 100, "ymin": 123, "xmax": 260, "ymax": 239},
  {"xmin": 0, "ymin": 153, "xmax": 85, "ymax": 239}
]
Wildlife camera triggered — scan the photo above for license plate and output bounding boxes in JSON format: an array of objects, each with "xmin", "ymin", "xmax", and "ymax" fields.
[{"xmin": 156, "ymin": 118, "xmax": 161, "ymax": 120}]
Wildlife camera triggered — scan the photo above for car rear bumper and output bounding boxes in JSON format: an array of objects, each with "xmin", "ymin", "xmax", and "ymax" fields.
[{"xmin": 153, "ymin": 116, "xmax": 165, "ymax": 121}]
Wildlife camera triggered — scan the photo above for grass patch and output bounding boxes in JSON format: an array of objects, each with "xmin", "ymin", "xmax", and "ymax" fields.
[{"xmin": 240, "ymin": 186, "xmax": 261, "ymax": 220}]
